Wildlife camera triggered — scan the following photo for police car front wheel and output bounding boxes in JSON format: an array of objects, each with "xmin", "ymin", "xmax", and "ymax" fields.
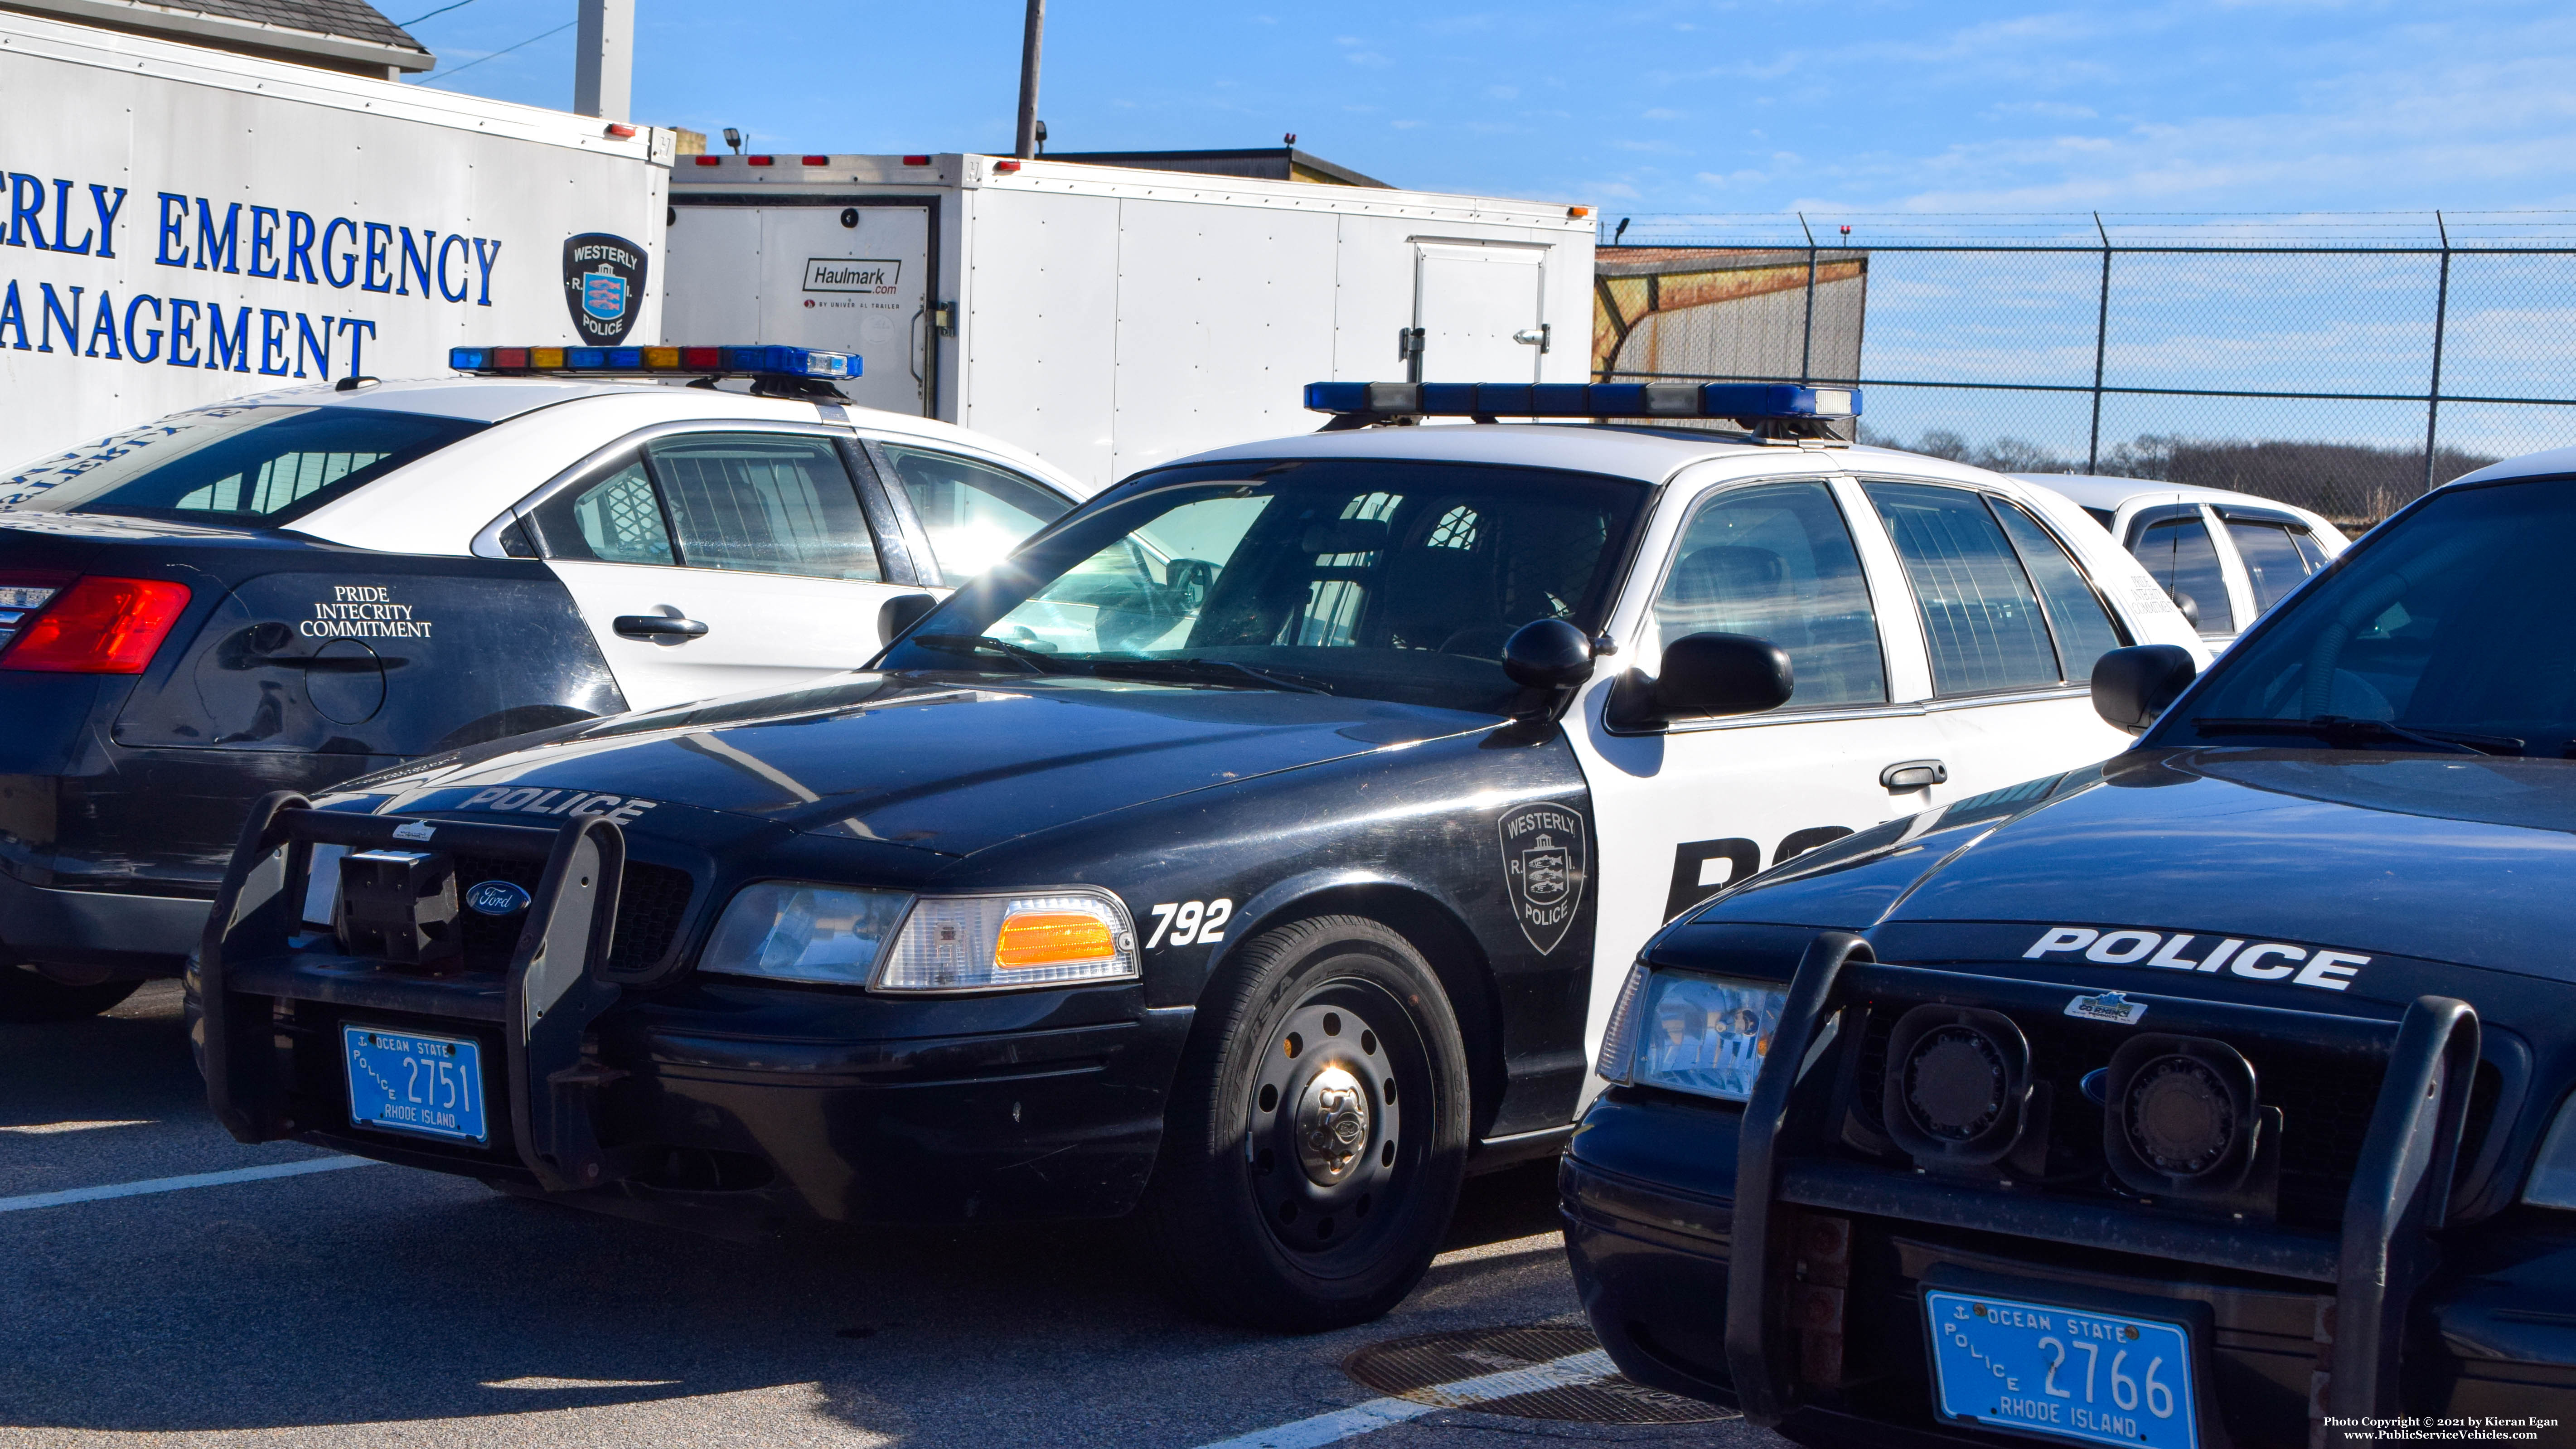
[{"xmin": 1143, "ymin": 915, "xmax": 1470, "ymax": 1332}]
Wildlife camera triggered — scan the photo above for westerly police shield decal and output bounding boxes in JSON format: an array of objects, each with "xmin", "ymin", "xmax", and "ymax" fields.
[
  {"xmin": 562, "ymin": 233, "xmax": 647, "ymax": 344},
  {"xmin": 1498, "ymin": 802, "xmax": 1587, "ymax": 955}
]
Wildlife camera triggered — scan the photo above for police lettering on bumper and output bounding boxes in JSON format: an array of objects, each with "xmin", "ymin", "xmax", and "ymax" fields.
[{"xmin": 2023, "ymin": 926, "xmax": 2366, "ymax": 992}]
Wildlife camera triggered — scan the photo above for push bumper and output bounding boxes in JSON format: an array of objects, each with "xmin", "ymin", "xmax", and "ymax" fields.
[
  {"xmin": 198, "ymin": 794, "xmax": 1187, "ymax": 1234},
  {"xmin": 1562, "ymin": 933, "xmax": 2576, "ymax": 1449},
  {"xmin": 0, "ymin": 864, "xmax": 208, "ymax": 978}
]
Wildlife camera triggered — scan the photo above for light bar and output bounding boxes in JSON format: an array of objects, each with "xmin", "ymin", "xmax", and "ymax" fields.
[
  {"xmin": 1302, "ymin": 380, "xmax": 1859, "ymax": 422},
  {"xmin": 449, "ymin": 344, "xmax": 860, "ymax": 380}
]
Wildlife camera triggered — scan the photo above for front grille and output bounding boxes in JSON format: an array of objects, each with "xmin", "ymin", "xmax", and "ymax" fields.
[
  {"xmin": 1845, "ymin": 996, "xmax": 2501, "ymax": 1231},
  {"xmin": 450, "ymin": 853, "xmax": 695, "ymax": 974}
]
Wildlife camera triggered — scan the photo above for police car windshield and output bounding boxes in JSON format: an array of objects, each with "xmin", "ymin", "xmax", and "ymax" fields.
[
  {"xmin": 882, "ymin": 459, "xmax": 1650, "ymax": 715},
  {"xmin": 0, "ymin": 404, "xmax": 486, "ymax": 524},
  {"xmin": 2168, "ymin": 476, "xmax": 2576, "ymax": 755}
]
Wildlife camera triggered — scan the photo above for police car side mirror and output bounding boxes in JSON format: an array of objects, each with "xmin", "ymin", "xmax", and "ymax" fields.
[
  {"xmin": 877, "ymin": 591, "xmax": 939, "ymax": 646},
  {"xmin": 1502, "ymin": 618, "xmax": 1597, "ymax": 694},
  {"xmin": 2091, "ymin": 644, "xmax": 2198, "ymax": 734},
  {"xmin": 1608, "ymin": 632, "xmax": 1795, "ymax": 728}
]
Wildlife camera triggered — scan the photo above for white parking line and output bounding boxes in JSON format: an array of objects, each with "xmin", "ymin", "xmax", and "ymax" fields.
[
  {"xmin": 1195, "ymin": 1347, "xmax": 1617, "ymax": 1449},
  {"xmin": 0, "ymin": 1156, "xmax": 384, "ymax": 1214},
  {"xmin": 0, "ymin": 1119, "xmax": 152, "ymax": 1135}
]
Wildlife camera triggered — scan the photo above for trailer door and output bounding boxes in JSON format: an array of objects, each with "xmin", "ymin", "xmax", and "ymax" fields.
[
  {"xmin": 665, "ymin": 201, "xmax": 935, "ymax": 417},
  {"xmin": 1412, "ymin": 241, "xmax": 1549, "ymax": 383}
]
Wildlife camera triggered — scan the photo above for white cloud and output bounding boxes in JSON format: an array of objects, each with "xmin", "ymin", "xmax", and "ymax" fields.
[{"xmin": 1642, "ymin": 107, "xmax": 1687, "ymax": 121}]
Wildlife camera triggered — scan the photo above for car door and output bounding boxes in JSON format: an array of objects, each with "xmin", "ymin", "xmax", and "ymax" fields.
[
  {"xmin": 1574, "ymin": 471, "xmax": 1955, "ymax": 1023},
  {"xmin": 1856, "ymin": 476, "xmax": 2138, "ymax": 799},
  {"xmin": 869, "ymin": 440, "xmax": 1077, "ymax": 587},
  {"xmin": 531, "ymin": 427, "xmax": 916, "ymax": 710},
  {"xmin": 2219, "ymin": 508, "xmax": 2334, "ymax": 616},
  {"xmin": 2128, "ymin": 504, "xmax": 2240, "ymax": 640}
]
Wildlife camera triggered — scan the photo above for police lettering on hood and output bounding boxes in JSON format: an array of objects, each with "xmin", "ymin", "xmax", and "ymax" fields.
[{"xmin": 562, "ymin": 233, "xmax": 647, "ymax": 344}]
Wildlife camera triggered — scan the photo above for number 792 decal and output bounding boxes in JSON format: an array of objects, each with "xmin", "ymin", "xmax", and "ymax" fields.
[{"xmin": 1145, "ymin": 898, "xmax": 1233, "ymax": 949}]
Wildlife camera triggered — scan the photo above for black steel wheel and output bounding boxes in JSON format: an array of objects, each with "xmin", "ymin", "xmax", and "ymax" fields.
[
  {"xmin": 0, "ymin": 964, "xmax": 142, "ymax": 1023},
  {"xmin": 1143, "ymin": 915, "xmax": 1469, "ymax": 1331}
]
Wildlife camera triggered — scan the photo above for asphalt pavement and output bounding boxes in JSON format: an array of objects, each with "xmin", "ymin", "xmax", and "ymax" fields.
[{"xmin": 1, "ymin": 982, "xmax": 1780, "ymax": 1449}]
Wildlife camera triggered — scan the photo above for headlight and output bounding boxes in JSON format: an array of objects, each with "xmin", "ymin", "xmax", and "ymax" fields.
[
  {"xmin": 2525, "ymin": 1090, "xmax": 2576, "ymax": 1210},
  {"xmin": 1596, "ymin": 967, "xmax": 1787, "ymax": 1105},
  {"xmin": 699, "ymin": 882, "xmax": 913, "ymax": 986},
  {"xmin": 875, "ymin": 891, "xmax": 1138, "ymax": 993}
]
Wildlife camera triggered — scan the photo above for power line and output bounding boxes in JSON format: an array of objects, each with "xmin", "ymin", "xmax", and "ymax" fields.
[
  {"xmin": 414, "ymin": 18, "xmax": 576, "ymax": 87},
  {"xmin": 394, "ymin": 0, "xmax": 479, "ymax": 26}
]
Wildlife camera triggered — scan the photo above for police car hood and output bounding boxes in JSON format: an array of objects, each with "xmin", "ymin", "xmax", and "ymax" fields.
[
  {"xmin": 361, "ymin": 673, "xmax": 1490, "ymax": 858},
  {"xmin": 1701, "ymin": 748, "xmax": 2576, "ymax": 985}
]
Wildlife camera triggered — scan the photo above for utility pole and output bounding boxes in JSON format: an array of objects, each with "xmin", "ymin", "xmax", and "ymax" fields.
[
  {"xmin": 1014, "ymin": 0, "xmax": 1045, "ymax": 160},
  {"xmin": 573, "ymin": 0, "xmax": 633, "ymax": 122}
]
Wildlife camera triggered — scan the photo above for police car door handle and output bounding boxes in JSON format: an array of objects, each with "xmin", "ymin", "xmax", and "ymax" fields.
[
  {"xmin": 614, "ymin": 615, "xmax": 710, "ymax": 640},
  {"xmin": 1880, "ymin": 759, "xmax": 1947, "ymax": 792}
]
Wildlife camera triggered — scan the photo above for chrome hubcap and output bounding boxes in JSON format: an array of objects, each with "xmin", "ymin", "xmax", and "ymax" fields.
[{"xmin": 1296, "ymin": 1066, "xmax": 1371, "ymax": 1184}]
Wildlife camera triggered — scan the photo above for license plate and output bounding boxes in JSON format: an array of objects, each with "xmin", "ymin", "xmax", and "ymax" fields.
[
  {"xmin": 1925, "ymin": 1289, "xmax": 2200, "ymax": 1449},
  {"xmin": 343, "ymin": 1025, "xmax": 488, "ymax": 1145}
]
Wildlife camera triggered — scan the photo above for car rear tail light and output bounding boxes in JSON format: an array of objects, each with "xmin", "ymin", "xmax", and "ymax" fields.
[{"xmin": 1, "ymin": 576, "xmax": 192, "ymax": 674}]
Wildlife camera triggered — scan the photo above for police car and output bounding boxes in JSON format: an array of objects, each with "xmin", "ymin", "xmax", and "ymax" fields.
[
  {"xmin": 192, "ymin": 379, "xmax": 2201, "ymax": 1330},
  {"xmin": 2016, "ymin": 474, "xmax": 2349, "ymax": 646},
  {"xmin": 0, "ymin": 346, "xmax": 1086, "ymax": 1021},
  {"xmin": 1563, "ymin": 448, "xmax": 2576, "ymax": 1444}
]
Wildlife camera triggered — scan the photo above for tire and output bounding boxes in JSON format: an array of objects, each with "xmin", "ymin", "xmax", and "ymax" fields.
[
  {"xmin": 1142, "ymin": 914, "xmax": 1471, "ymax": 1332},
  {"xmin": 0, "ymin": 964, "xmax": 143, "ymax": 1023}
]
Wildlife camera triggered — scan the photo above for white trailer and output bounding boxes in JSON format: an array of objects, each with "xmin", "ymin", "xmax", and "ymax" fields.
[
  {"xmin": 665, "ymin": 154, "xmax": 1596, "ymax": 489},
  {"xmin": 0, "ymin": 10, "xmax": 675, "ymax": 461}
]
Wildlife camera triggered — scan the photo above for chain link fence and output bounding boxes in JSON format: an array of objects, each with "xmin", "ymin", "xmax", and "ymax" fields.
[{"xmin": 1593, "ymin": 213, "xmax": 2576, "ymax": 528}]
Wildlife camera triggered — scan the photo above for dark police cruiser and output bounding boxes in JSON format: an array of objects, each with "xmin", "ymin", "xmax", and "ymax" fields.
[
  {"xmin": 191, "ymin": 379, "xmax": 2199, "ymax": 1329},
  {"xmin": 1561, "ymin": 445, "xmax": 2576, "ymax": 1445},
  {"xmin": 0, "ymin": 345, "xmax": 1085, "ymax": 1020}
]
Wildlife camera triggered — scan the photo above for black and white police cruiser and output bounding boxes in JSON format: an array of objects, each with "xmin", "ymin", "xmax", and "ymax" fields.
[
  {"xmin": 1563, "ymin": 446, "xmax": 2576, "ymax": 1445},
  {"xmin": 0, "ymin": 344, "xmax": 1084, "ymax": 1019},
  {"xmin": 194, "ymin": 379, "xmax": 2201, "ymax": 1329}
]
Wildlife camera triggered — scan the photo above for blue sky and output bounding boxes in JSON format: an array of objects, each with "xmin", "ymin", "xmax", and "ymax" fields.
[{"xmin": 397, "ymin": 0, "xmax": 2576, "ymax": 219}]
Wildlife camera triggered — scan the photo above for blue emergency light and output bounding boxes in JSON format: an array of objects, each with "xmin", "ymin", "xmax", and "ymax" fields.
[
  {"xmin": 448, "ymin": 344, "xmax": 861, "ymax": 380},
  {"xmin": 1302, "ymin": 380, "xmax": 1859, "ymax": 426}
]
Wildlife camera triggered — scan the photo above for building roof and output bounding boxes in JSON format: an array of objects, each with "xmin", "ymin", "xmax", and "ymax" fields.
[
  {"xmin": 1036, "ymin": 146, "xmax": 1392, "ymax": 189},
  {"xmin": 0, "ymin": 0, "xmax": 432, "ymax": 74}
]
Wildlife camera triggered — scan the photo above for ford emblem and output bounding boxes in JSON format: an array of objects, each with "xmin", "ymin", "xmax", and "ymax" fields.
[{"xmin": 465, "ymin": 879, "xmax": 532, "ymax": 917}]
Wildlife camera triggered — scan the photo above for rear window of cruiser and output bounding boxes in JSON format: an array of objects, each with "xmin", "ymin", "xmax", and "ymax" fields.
[{"xmin": 0, "ymin": 405, "xmax": 486, "ymax": 526}]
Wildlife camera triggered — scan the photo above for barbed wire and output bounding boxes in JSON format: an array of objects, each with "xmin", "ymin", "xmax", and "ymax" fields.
[{"xmin": 1600, "ymin": 211, "xmax": 2576, "ymax": 250}]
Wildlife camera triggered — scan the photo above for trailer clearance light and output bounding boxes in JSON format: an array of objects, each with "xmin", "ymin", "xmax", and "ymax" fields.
[
  {"xmin": 449, "ymin": 344, "xmax": 860, "ymax": 382},
  {"xmin": 801, "ymin": 155, "xmax": 830, "ymax": 165},
  {"xmin": 901, "ymin": 155, "xmax": 932, "ymax": 166},
  {"xmin": 692, "ymin": 155, "xmax": 722, "ymax": 166},
  {"xmin": 0, "ymin": 576, "xmax": 191, "ymax": 674},
  {"xmin": 1301, "ymin": 379, "xmax": 1861, "ymax": 429}
]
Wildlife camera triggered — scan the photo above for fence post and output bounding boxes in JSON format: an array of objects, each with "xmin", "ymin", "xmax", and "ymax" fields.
[
  {"xmin": 2088, "ymin": 211, "xmax": 2111, "ymax": 473},
  {"xmin": 2423, "ymin": 210, "xmax": 2452, "ymax": 496},
  {"xmin": 1798, "ymin": 212, "xmax": 1818, "ymax": 384}
]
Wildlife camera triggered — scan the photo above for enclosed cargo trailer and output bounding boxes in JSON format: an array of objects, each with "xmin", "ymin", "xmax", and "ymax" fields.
[
  {"xmin": 665, "ymin": 153, "xmax": 1597, "ymax": 489},
  {"xmin": 0, "ymin": 9, "xmax": 675, "ymax": 463}
]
